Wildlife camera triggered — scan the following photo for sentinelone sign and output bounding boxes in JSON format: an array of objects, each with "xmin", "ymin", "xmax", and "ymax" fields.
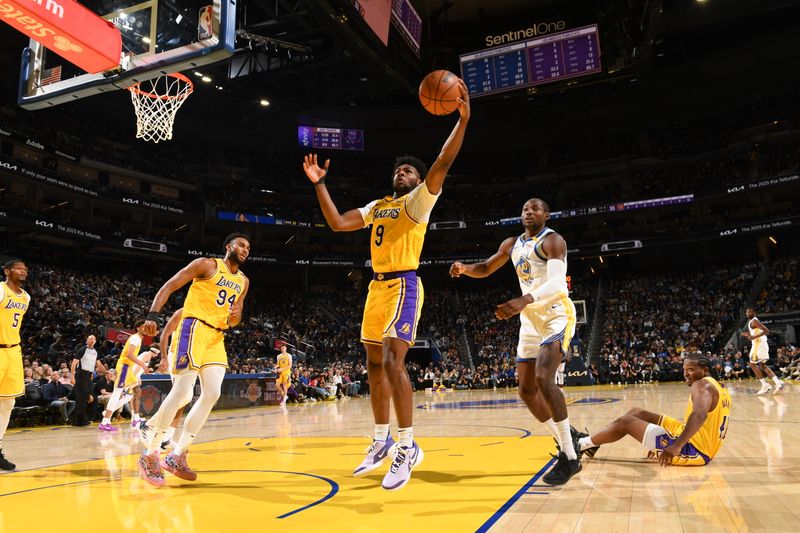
[{"xmin": 484, "ymin": 20, "xmax": 567, "ymax": 47}]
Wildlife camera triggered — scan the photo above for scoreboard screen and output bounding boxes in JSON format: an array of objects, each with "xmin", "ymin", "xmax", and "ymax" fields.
[
  {"xmin": 297, "ymin": 126, "xmax": 365, "ymax": 151},
  {"xmin": 460, "ymin": 24, "xmax": 601, "ymax": 98}
]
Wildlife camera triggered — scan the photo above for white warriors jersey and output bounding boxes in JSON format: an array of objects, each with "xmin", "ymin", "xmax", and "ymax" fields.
[
  {"xmin": 511, "ymin": 227, "xmax": 569, "ymax": 304},
  {"xmin": 748, "ymin": 318, "xmax": 767, "ymax": 352}
]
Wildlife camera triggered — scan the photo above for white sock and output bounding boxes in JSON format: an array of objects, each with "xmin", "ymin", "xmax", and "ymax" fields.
[
  {"xmin": 543, "ymin": 418, "xmax": 559, "ymax": 440},
  {"xmin": 578, "ymin": 436, "xmax": 596, "ymax": 451},
  {"xmin": 133, "ymin": 413, "xmax": 140, "ymax": 422},
  {"xmin": 146, "ymin": 429, "xmax": 166, "ymax": 455},
  {"xmin": 374, "ymin": 424, "xmax": 390, "ymax": 442},
  {"xmin": 555, "ymin": 419, "xmax": 577, "ymax": 460},
  {"xmin": 164, "ymin": 426, "xmax": 176, "ymax": 441},
  {"xmin": 101, "ymin": 416, "xmax": 111, "ymax": 425},
  {"xmin": 760, "ymin": 378, "xmax": 769, "ymax": 387},
  {"xmin": 772, "ymin": 375, "xmax": 782, "ymax": 386},
  {"xmin": 173, "ymin": 431, "xmax": 196, "ymax": 456},
  {"xmin": 398, "ymin": 427, "xmax": 413, "ymax": 448}
]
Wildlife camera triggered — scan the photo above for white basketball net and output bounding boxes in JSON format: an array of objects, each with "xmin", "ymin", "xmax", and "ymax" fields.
[{"xmin": 128, "ymin": 73, "xmax": 194, "ymax": 143}]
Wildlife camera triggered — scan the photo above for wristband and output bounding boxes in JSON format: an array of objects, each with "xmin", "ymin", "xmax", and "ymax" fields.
[{"xmin": 146, "ymin": 311, "xmax": 160, "ymax": 323}]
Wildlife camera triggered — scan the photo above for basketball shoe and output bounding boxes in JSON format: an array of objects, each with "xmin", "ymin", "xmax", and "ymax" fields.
[
  {"xmin": 381, "ymin": 441, "xmax": 424, "ymax": 491},
  {"xmin": 138, "ymin": 452, "xmax": 165, "ymax": 487},
  {"xmin": 161, "ymin": 451, "xmax": 197, "ymax": 481},
  {"xmin": 757, "ymin": 384, "xmax": 772, "ymax": 395},
  {"xmin": 353, "ymin": 436, "xmax": 397, "ymax": 477},
  {"xmin": 543, "ymin": 452, "xmax": 582, "ymax": 485},
  {"xmin": 0, "ymin": 451, "xmax": 15, "ymax": 471}
]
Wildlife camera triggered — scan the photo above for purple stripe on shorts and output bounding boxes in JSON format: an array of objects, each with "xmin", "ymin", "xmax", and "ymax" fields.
[
  {"xmin": 176, "ymin": 318, "xmax": 196, "ymax": 370},
  {"xmin": 393, "ymin": 274, "xmax": 419, "ymax": 343},
  {"xmin": 118, "ymin": 363, "xmax": 129, "ymax": 386}
]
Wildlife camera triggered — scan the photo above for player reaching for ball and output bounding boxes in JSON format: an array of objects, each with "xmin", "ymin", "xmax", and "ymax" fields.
[{"xmin": 302, "ymin": 74, "xmax": 469, "ymax": 491}]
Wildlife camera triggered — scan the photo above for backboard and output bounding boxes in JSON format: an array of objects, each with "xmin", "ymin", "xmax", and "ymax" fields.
[{"xmin": 18, "ymin": 0, "xmax": 235, "ymax": 109}]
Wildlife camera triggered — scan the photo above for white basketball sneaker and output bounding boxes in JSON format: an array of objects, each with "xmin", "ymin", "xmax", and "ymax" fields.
[
  {"xmin": 381, "ymin": 441, "xmax": 424, "ymax": 491},
  {"xmin": 757, "ymin": 384, "xmax": 772, "ymax": 395},
  {"xmin": 353, "ymin": 437, "xmax": 397, "ymax": 477}
]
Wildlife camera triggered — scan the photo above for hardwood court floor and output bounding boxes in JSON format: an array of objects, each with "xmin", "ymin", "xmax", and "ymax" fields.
[{"xmin": 0, "ymin": 380, "xmax": 797, "ymax": 532}]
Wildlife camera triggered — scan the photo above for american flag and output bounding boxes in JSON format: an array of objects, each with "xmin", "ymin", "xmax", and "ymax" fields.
[{"xmin": 40, "ymin": 65, "xmax": 62, "ymax": 86}]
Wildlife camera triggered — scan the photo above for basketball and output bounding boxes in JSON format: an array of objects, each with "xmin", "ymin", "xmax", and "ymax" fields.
[{"xmin": 419, "ymin": 70, "xmax": 461, "ymax": 115}]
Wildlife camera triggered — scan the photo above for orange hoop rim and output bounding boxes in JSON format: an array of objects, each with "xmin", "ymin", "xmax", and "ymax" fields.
[{"xmin": 127, "ymin": 72, "xmax": 194, "ymax": 101}]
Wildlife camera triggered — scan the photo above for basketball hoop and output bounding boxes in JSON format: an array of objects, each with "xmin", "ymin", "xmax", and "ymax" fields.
[{"xmin": 127, "ymin": 73, "xmax": 194, "ymax": 143}]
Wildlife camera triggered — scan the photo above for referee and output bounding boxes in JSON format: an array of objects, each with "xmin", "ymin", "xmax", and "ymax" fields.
[{"xmin": 70, "ymin": 334, "xmax": 103, "ymax": 426}]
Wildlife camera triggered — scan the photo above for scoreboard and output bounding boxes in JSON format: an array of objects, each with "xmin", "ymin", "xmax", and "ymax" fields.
[
  {"xmin": 297, "ymin": 126, "xmax": 365, "ymax": 151},
  {"xmin": 460, "ymin": 24, "xmax": 601, "ymax": 97}
]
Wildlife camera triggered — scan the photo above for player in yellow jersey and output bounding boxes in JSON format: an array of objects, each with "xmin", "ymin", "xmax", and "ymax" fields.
[
  {"xmin": 450, "ymin": 198, "xmax": 582, "ymax": 485},
  {"xmin": 303, "ymin": 79, "xmax": 469, "ymax": 491},
  {"xmin": 138, "ymin": 233, "xmax": 250, "ymax": 487},
  {"xmin": 0, "ymin": 259, "xmax": 30, "ymax": 471},
  {"xmin": 275, "ymin": 343, "xmax": 292, "ymax": 406},
  {"xmin": 576, "ymin": 353, "xmax": 732, "ymax": 466},
  {"xmin": 98, "ymin": 320, "xmax": 154, "ymax": 432}
]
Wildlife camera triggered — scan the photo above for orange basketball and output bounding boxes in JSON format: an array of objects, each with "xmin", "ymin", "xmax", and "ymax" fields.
[{"xmin": 418, "ymin": 70, "xmax": 461, "ymax": 115}]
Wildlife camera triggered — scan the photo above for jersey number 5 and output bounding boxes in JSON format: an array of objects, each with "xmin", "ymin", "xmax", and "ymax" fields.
[
  {"xmin": 375, "ymin": 224, "xmax": 385, "ymax": 247},
  {"xmin": 216, "ymin": 289, "xmax": 237, "ymax": 308},
  {"xmin": 12, "ymin": 312, "xmax": 20, "ymax": 328}
]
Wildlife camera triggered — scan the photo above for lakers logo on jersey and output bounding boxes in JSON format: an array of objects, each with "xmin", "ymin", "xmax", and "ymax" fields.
[
  {"xmin": 515, "ymin": 256, "xmax": 531, "ymax": 282},
  {"xmin": 400, "ymin": 323, "xmax": 411, "ymax": 335}
]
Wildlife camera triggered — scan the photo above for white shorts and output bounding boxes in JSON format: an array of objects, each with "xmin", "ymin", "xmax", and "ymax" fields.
[
  {"xmin": 516, "ymin": 297, "xmax": 577, "ymax": 362},
  {"xmin": 749, "ymin": 342, "xmax": 769, "ymax": 363}
]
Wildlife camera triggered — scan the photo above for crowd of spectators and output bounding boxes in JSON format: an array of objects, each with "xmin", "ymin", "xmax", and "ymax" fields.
[
  {"xmin": 596, "ymin": 261, "xmax": 759, "ymax": 384},
  {"xmin": 757, "ymin": 254, "xmax": 800, "ymax": 313}
]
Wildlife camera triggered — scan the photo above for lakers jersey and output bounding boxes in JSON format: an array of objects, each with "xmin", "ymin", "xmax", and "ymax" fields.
[
  {"xmin": 0, "ymin": 281, "xmax": 30, "ymax": 345},
  {"xmin": 118, "ymin": 333, "xmax": 143, "ymax": 366},
  {"xmin": 183, "ymin": 258, "xmax": 246, "ymax": 330},
  {"xmin": 359, "ymin": 184, "xmax": 439, "ymax": 273},
  {"xmin": 511, "ymin": 227, "xmax": 569, "ymax": 303},
  {"xmin": 277, "ymin": 353, "xmax": 292, "ymax": 372},
  {"xmin": 685, "ymin": 377, "xmax": 731, "ymax": 458}
]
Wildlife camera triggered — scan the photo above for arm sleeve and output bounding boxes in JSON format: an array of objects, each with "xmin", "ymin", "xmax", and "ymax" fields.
[
  {"xmin": 529, "ymin": 259, "xmax": 569, "ymax": 305},
  {"xmin": 404, "ymin": 184, "xmax": 440, "ymax": 224},
  {"xmin": 358, "ymin": 200, "xmax": 379, "ymax": 227}
]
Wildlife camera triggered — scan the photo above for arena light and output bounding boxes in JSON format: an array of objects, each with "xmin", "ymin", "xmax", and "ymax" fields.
[
  {"xmin": 599, "ymin": 256, "xmax": 604, "ymax": 263},
  {"xmin": 768, "ymin": 236, "xmax": 777, "ymax": 244},
  {"xmin": 201, "ymin": 76, "xmax": 212, "ymax": 83},
  {"xmin": 260, "ymin": 99, "xmax": 270, "ymax": 106}
]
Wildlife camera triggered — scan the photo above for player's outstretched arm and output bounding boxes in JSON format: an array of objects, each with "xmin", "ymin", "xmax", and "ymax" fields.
[
  {"xmin": 424, "ymin": 80, "xmax": 470, "ymax": 195},
  {"xmin": 659, "ymin": 381, "xmax": 715, "ymax": 466},
  {"xmin": 144, "ymin": 258, "xmax": 216, "ymax": 335},
  {"xmin": 450, "ymin": 237, "xmax": 514, "ymax": 279},
  {"xmin": 303, "ymin": 154, "xmax": 365, "ymax": 232}
]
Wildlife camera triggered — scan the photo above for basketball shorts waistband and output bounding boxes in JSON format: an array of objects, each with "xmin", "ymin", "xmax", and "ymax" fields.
[
  {"xmin": 372, "ymin": 270, "xmax": 416, "ymax": 281},
  {"xmin": 0, "ymin": 343, "xmax": 20, "ymax": 349}
]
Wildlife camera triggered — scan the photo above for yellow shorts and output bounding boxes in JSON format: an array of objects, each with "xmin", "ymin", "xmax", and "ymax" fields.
[
  {"xmin": 0, "ymin": 344, "xmax": 24, "ymax": 398},
  {"xmin": 173, "ymin": 317, "xmax": 227, "ymax": 373},
  {"xmin": 361, "ymin": 272, "xmax": 424, "ymax": 347},
  {"xmin": 656, "ymin": 414, "xmax": 712, "ymax": 466},
  {"xmin": 277, "ymin": 370, "xmax": 291, "ymax": 385},
  {"xmin": 115, "ymin": 361, "xmax": 142, "ymax": 390}
]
